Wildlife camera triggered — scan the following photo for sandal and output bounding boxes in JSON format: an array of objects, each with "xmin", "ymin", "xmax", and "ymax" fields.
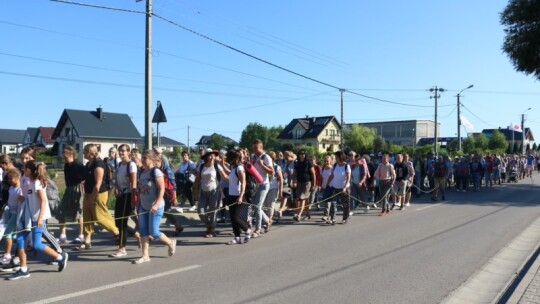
[
  {"xmin": 168, "ymin": 239, "xmax": 177, "ymax": 257},
  {"xmin": 132, "ymin": 256, "xmax": 150, "ymax": 264},
  {"xmin": 74, "ymin": 243, "xmax": 92, "ymax": 250}
]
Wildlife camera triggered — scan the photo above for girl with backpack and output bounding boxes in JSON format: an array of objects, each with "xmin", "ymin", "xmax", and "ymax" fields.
[
  {"xmin": 224, "ymin": 149, "xmax": 250, "ymax": 245},
  {"xmin": 109, "ymin": 144, "xmax": 139, "ymax": 258},
  {"xmin": 195, "ymin": 149, "xmax": 228, "ymax": 238},
  {"xmin": 133, "ymin": 149, "xmax": 176, "ymax": 264},
  {"xmin": 326, "ymin": 151, "xmax": 351, "ymax": 225}
]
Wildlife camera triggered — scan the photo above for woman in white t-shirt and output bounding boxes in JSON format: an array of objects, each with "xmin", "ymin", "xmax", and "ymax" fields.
[
  {"xmin": 326, "ymin": 151, "xmax": 351, "ymax": 225},
  {"xmin": 195, "ymin": 149, "xmax": 227, "ymax": 238},
  {"xmin": 320, "ymin": 155, "xmax": 334, "ymax": 221},
  {"xmin": 224, "ymin": 149, "xmax": 250, "ymax": 245},
  {"xmin": 110, "ymin": 144, "xmax": 139, "ymax": 258}
]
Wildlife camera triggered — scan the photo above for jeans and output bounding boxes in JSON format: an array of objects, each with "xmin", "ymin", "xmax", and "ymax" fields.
[
  {"xmin": 253, "ymin": 183, "xmax": 270, "ymax": 230},
  {"xmin": 138, "ymin": 205, "xmax": 164, "ymax": 238},
  {"xmin": 198, "ymin": 189, "xmax": 219, "ymax": 229},
  {"xmin": 329, "ymin": 188, "xmax": 350, "ymax": 220}
]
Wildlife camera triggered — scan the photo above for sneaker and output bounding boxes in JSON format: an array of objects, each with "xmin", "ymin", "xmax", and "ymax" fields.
[
  {"xmin": 58, "ymin": 235, "xmax": 68, "ymax": 244},
  {"xmin": 227, "ymin": 238, "xmax": 240, "ymax": 245},
  {"xmin": 58, "ymin": 252, "xmax": 68, "ymax": 272},
  {"xmin": 8, "ymin": 268, "xmax": 30, "ymax": 280},
  {"xmin": 132, "ymin": 256, "xmax": 151, "ymax": 264},
  {"xmin": 71, "ymin": 237, "xmax": 83, "ymax": 244},
  {"xmin": 109, "ymin": 250, "xmax": 127, "ymax": 258},
  {"xmin": 0, "ymin": 254, "xmax": 12, "ymax": 265},
  {"xmin": 405, "ymin": 202, "xmax": 410, "ymax": 207},
  {"xmin": 0, "ymin": 262, "xmax": 18, "ymax": 273},
  {"xmin": 188, "ymin": 205, "xmax": 197, "ymax": 212}
]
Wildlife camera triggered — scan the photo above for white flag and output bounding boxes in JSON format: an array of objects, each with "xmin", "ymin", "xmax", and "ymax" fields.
[
  {"xmin": 509, "ymin": 123, "xmax": 522, "ymax": 132},
  {"xmin": 460, "ymin": 114, "xmax": 474, "ymax": 131}
]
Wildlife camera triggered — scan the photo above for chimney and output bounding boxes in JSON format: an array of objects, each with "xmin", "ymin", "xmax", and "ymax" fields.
[
  {"xmin": 97, "ymin": 105, "xmax": 104, "ymax": 121},
  {"xmin": 310, "ymin": 117, "xmax": 316, "ymax": 129}
]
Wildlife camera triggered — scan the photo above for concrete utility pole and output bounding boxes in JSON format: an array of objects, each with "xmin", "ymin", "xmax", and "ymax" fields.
[
  {"xmin": 456, "ymin": 85, "xmax": 474, "ymax": 152},
  {"xmin": 340, "ymin": 88, "xmax": 345, "ymax": 151},
  {"xmin": 144, "ymin": 0, "xmax": 153, "ymax": 150},
  {"xmin": 522, "ymin": 113, "xmax": 526, "ymax": 154},
  {"xmin": 429, "ymin": 86, "xmax": 445, "ymax": 156}
]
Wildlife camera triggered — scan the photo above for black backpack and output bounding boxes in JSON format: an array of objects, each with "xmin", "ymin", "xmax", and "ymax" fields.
[
  {"xmin": 103, "ymin": 157, "xmax": 116, "ymax": 190},
  {"xmin": 235, "ymin": 165, "xmax": 258, "ymax": 204}
]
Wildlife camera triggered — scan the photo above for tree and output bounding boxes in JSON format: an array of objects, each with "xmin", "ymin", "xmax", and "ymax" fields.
[
  {"xmin": 343, "ymin": 125, "xmax": 376, "ymax": 154},
  {"xmin": 373, "ymin": 136, "xmax": 387, "ymax": 154},
  {"xmin": 265, "ymin": 125, "xmax": 284, "ymax": 152},
  {"xmin": 463, "ymin": 136, "xmax": 476, "ymax": 154},
  {"xmin": 239, "ymin": 122, "xmax": 268, "ymax": 148},
  {"xmin": 474, "ymin": 133, "xmax": 488, "ymax": 151},
  {"xmin": 501, "ymin": 0, "xmax": 540, "ymax": 80},
  {"xmin": 446, "ymin": 138, "xmax": 459, "ymax": 154},
  {"xmin": 488, "ymin": 130, "xmax": 508, "ymax": 152},
  {"xmin": 207, "ymin": 133, "xmax": 234, "ymax": 150},
  {"xmin": 533, "ymin": 142, "xmax": 538, "ymax": 151}
]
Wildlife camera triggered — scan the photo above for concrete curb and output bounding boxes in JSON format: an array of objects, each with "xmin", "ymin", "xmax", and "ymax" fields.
[
  {"xmin": 442, "ymin": 214, "xmax": 540, "ymax": 304},
  {"xmin": 506, "ymin": 244, "xmax": 540, "ymax": 303}
]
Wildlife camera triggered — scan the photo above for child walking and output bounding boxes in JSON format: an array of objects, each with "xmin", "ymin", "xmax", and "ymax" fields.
[{"xmin": 9, "ymin": 161, "xmax": 68, "ymax": 280}]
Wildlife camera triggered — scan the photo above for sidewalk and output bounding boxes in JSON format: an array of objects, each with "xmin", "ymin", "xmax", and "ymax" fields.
[{"xmin": 507, "ymin": 245, "xmax": 540, "ymax": 304}]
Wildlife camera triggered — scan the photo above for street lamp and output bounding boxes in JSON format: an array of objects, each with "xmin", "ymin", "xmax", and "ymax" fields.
[
  {"xmin": 429, "ymin": 86, "xmax": 445, "ymax": 156},
  {"xmin": 456, "ymin": 84, "xmax": 474, "ymax": 151},
  {"xmin": 521, "ymin": 107, "xmax": 532, "ymax": 154}
]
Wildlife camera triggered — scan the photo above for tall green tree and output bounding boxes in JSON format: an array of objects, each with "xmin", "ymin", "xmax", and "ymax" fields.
[
  {"xmin": 373, "ymin": 136, "xmax": 387, "ymax": 154},
  {"xmin": 207, "ymin": 133, "xmax": 234, "ymax": 150},
  {"xmin": 488, "ymin": 130, "xmax": 508, "ymax": 151},
  {"xmin": 266, "ymin": 125, "xmax": 284, "ymax": 152},
  {"xmin": 343, "ymin": 125, "xmax": 376, "ymax": 154},
  {"xmin": 501, "ymin": 0, "xmax": 540, "ymax": 80},
  {"xmin": 463, "ymin": 136, "xmax": 475, "ymax": 154},
  {"xmin": 474, "ymin": 133, "xmax": 488, "ymax": 151},
  {"xmin": 446, "ymin": 138, "xmax": 459, "ymax": 154},
  {"xmin": 239, "ymin": 122, "xmax": 268, "ymax": 148},
  {"xmin": 533, "ymin": 142, "xmax": 538, "ymax": 151}
]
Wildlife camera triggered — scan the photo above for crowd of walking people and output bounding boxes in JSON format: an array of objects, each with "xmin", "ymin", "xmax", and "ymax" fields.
[{"xmin": 0, "ymin": 140, "xmax": 538, "ymax": 280}]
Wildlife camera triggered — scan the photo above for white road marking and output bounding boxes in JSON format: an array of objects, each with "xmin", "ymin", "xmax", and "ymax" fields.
[
  {"xmin": 416, "ymin": 203, "xmax": 443, "ymax": 211},
  {"xmin": 29, "ymin": 264, "xmax": 201, "ymax": 304}
]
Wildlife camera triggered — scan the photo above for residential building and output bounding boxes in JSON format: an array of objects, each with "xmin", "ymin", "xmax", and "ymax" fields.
[
  {"xmin": 138, "ymin": 136, "xmax": 186, "ymax": 152},
  {"xmin": 347, "ymin": 120, "xmax": 439, "ymax": 147},
  {"xmin": 195, "ymin": 133, "xmax": 239, "ymax": 150},
  {"xmin": 22, "ymin": 127, "xmax": 38, "ymax": 148},
  {"xmin": 0, "ymin": 129, "xmax": 25, "ymax": 155},
  {"xmin": 278, "ymin": 116, "xmax": 341, "ymax": 153},
  {"xmin": 33, "ymin": 127, "xmax": 56, "ymax": 149},
  {"xmin": 482, "ymin": 127, "xmax": 535, "ymax": 149},
  {"xmin": 52, "ymin": 106, "xmax": 141, "ymax": 161}
]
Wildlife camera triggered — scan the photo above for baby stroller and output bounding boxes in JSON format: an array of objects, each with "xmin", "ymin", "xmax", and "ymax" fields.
[{"xmin": 508, "ymin": 165, "xmax": 518, "ymax": 183}]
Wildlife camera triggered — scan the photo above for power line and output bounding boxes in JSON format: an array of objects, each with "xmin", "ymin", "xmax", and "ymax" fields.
[
  {"xmin": 49, "ymin": 0, "xmax": 144, "ymax": 14},
  {"xmin": 152, "ymin": 13, "xmax": 343, "ymax": 91},
  {"xmin": 461, "ymin": 104, "xmax": 496, "ymax": 128},
  {"xmin": 0, "ymin": 70, "xmax": 335, "ymax": 100}
]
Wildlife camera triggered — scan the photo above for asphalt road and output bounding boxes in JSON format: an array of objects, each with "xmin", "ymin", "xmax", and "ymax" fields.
[{"xmin": 1, "ymin": 177, "xmax": 539, "ymax": 304}]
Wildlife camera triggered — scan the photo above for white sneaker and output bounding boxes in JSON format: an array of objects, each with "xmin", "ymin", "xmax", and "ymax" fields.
[
  {"xmin": 349, "ymin": 211, "xmax": 354, "ymax": 216},
  {"xmin": 405, "ymin": 203, "xmax": 410, "ymax": 207},
  {"xmin": 188, "ymin": 205, "xmax": 197, "ymax": 212}
]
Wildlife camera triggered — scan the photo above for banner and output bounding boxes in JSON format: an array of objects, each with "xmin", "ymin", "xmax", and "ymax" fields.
[
  {"xmin": 459, "ymin": 114, "xmax": 474, "ymax": 131},
  {"xmin": 509, "ymin": 123, "xmax": 522, "ymax": 132}
]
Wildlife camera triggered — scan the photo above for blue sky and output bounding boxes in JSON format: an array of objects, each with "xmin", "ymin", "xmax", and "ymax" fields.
[{"xmin": 1, "ymin": 0, "xmax": 539, "ymax": 146}]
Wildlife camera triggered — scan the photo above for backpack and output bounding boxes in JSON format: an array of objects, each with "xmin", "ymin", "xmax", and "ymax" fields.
[
  {"xmin": 434, "ymin": 162, "xmax": 445, "ymax": 178},
  {"xmin": 149, "ymin": 167, "xmax": 176, "ymax": 203},
  {"xmin": 46, "ymin": 179, "xmax": 60, "ymax": 214},
  {"xmin": 103, "ymin": 157, "xmax": 116, "ymax": 190},
  {"xmin": 236, "ymin": 165, "xmax": 258, "ymax": 204}
]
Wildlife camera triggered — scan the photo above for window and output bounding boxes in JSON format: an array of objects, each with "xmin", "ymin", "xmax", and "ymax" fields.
[
  {"xmin": 64, "ymin": 128, "xmax": 71, "ymax": 136},
  {"xmin": 76, "ymin": 143, "xmax": 80, "ymax": 152}
]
